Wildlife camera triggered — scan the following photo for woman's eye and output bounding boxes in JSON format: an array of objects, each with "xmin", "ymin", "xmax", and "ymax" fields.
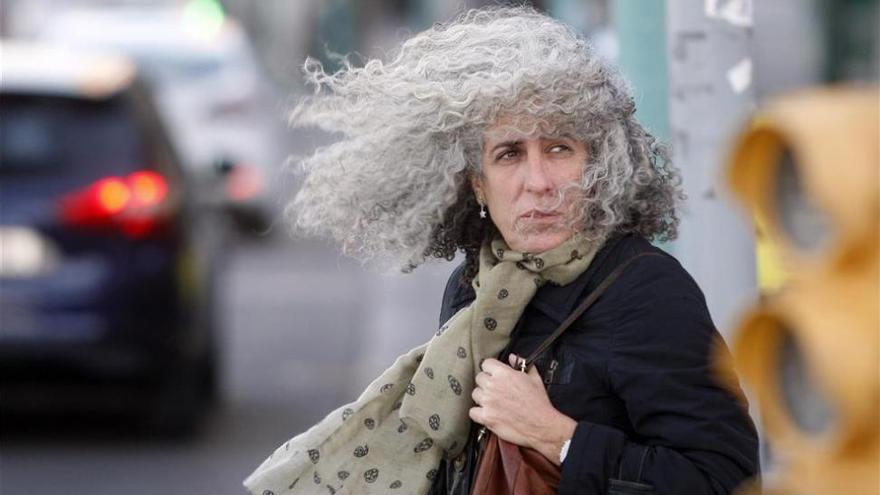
[
  {"xmin": 496, "ymin": 149, "xmax": 518, "ymax": 161},
  {"xmin": 548, "ymin": 144, "xmax": 571, "ymax": 153}
]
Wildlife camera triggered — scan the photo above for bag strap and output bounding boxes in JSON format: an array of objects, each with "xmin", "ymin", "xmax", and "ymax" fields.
[{"xmin": 519, "ymin": 252, "xmax": 665, "ymax": 369}]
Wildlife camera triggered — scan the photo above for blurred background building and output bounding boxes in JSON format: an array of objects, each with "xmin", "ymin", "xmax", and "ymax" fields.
[{"xmin": 1, "ymin": 0, "xmax": 877, "ymax": 494}]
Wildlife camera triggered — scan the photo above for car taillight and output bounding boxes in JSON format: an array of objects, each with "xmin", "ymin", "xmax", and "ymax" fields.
[
  {"xmin": 128, "ymin": 171, "xmax": 168, "ymax": 207},
  {"xmin": 95, "ymin": 178, "xmax": 131, "ymax": 213},
  {"xmin": 60, "ymin": 170, "xmax": 172, "ymax": 238}
]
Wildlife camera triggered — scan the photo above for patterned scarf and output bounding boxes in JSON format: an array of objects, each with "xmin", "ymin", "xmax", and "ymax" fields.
[{"xmin": 244, "ymin": 235, "xmax": 599, "ymax": 495}]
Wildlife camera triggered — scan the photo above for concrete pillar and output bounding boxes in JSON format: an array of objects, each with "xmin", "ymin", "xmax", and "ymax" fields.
[{"xmin": 666, "ymin": 0, "xmax": 758, "ymax": 341}]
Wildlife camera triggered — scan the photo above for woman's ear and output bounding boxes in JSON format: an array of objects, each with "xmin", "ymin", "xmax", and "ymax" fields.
[{"xmin": 469, "ymin": 174, "xmax": 484, "ymax": 203}]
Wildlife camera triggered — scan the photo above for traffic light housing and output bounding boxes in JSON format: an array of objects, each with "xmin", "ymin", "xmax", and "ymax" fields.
[{"xmin": 726, "ymin": 86, "xmax": 879, "ymax": 495}]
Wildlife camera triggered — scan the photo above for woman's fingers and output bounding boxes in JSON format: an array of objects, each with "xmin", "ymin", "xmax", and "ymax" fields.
[
  {"xmin": 471, "ymin": 385, "xmax": 484, "ymax": 405},
  {"xmin": 469, "ymin": 353, "xmax": 565, "ymax": 449},
  {"xmin": 475, "ymin": 371, "xmax": 490, "ymax": 389},
  {"xmin": 468, "ymin": 406, "xmax": 487, "ymax": 425},
  {"xmin": 479, "ymin": 358, "xmax": 508, "ymax": 375}
]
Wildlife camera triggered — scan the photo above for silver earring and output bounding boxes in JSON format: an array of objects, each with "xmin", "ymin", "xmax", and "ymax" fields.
[{"xmin": 479, "ymin": 203, "xmax": 487, "ymax": 219}]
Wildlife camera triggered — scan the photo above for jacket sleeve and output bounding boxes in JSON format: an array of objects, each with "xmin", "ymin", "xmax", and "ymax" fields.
[{"xmin": 557, "ymin": 256, "xmax": 760, "ymax": 495}]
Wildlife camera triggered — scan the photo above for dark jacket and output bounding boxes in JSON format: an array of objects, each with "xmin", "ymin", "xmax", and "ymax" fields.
[{"xmin": 430, "ymin": 234, "xmax": 760, "ymax": 494}]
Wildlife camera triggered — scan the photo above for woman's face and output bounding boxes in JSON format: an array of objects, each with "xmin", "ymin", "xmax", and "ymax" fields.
[{"xmin": 472, "ymin": 121, "xmax": 587, "ymax": 253}]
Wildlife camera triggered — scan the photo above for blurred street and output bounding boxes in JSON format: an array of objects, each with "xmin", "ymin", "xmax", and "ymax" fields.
[{"xmin": 1, "ymin": 236, "xmax": 456, "ymax": 495}]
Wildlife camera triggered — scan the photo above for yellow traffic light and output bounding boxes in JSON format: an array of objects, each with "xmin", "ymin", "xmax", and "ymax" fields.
[
  {"xmin": 726, "ymin": 86, "xmax": 879, "ymax": 495},
  {"xmin": 729, "ymin": 87, "xmax": 878, "ymax": 270}
]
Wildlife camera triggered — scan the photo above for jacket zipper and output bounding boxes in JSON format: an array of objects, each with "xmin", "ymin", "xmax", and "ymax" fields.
[{"xmin": 544, "ymin": 359, "xmax": 559, "ymax": 392}]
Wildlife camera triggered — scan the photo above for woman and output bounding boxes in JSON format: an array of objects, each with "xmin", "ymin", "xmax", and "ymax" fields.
[{"xmin": 245, "ymin": 7, "xmax": 759, "ymax": 495}]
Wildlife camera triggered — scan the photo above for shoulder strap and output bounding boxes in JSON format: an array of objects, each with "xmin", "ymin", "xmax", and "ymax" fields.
[{"xmin": 521, "ymin": 252, "xmax": 665, "ymax": 368}]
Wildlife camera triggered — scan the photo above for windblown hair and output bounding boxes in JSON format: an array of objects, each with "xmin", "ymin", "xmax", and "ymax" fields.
[{"xmin": 287, "ymin": 6, "xmax": 683, "ymax": 273}]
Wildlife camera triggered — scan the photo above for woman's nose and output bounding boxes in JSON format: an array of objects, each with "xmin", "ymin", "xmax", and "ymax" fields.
[{"xmin": 523, "ymin": 153, "xmax": 554, "ymax": 193}]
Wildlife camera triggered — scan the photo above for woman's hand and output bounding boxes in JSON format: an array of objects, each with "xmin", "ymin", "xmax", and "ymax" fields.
[{"xmin": 469, "ymin": 353, "xmax": 577, "ymax": 466}]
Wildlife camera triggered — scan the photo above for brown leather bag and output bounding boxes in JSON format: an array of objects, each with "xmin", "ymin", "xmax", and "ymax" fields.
[
  {"xmin": 471, "ymin": 429, "xmax": 560, "ymax": 495},
  {"xmin": 470, "ymin": 253, "xmax": 661, "ymax": 495}
]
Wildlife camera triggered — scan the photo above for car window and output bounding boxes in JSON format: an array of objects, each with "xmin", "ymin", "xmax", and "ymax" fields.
[{"xmin": 0, "ymin": 94, "xmax": 147, "ymax": 179}]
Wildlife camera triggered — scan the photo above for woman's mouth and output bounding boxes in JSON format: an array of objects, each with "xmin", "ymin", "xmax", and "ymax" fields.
[{"xmin": 519, "ymin": 210, "xmax": 561, "ymax": 223}]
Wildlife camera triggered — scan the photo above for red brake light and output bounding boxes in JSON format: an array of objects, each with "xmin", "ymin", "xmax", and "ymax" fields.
[
  {"xmin": 60, "ymin": 170, "xmax": 172, "ymax": 238},
  {"xmin": 96, "ymin": 178, "xmax": 131, "ymax": 214},
  {"xmin": 129, "ymin": 171, "xmax": 168, "ymax": 207}
]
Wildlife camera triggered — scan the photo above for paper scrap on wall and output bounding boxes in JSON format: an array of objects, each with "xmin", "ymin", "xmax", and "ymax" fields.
[{"xmin": 705, "ymin": 0, "xmax": 754, "ymax": 28}]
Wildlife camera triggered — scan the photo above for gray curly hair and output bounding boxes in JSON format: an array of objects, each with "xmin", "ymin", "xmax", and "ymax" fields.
[{"xmin": 287, "ymin": 6, "xmax": 683, "ymax": 273}]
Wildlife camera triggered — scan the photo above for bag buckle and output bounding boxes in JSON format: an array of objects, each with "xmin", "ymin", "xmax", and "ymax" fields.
[{"xmin": 476, "ymin": 426, "xmax": 487, "ymax": 443}]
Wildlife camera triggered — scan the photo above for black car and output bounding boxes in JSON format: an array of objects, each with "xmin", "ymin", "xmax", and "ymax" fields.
[{"xmin": 0, "ymin": 43, "xmax": 223, "ymax": 432}]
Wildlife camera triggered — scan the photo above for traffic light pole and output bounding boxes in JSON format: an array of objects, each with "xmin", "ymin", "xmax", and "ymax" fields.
[
  {"xmin": 612, "ymin": 0, "xmax": 670, "ymax": 144},
  {"xmin": 666, "ymin": 0, "xmax": 758, "ymax": 343}
]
